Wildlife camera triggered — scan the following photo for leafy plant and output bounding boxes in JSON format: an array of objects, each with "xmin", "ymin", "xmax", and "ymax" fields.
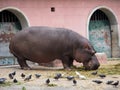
[
  {"xmin": 22, "ymin": 86, "xmax": 26, "ymax": 90},
  {"xmin": 47, "ymin": 83, "xmax": 57, "ymax": 87},
  {"xmin": 0, "ymin": 81, "xmax": 12, "ymax": 87}
]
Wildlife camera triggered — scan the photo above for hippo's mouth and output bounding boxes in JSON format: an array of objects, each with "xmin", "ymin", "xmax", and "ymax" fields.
[
  {"xmin": 83, "ymin": 55, "xmax": 100, "ymax": 70},
  {"xmin": 84, "ymin": 62, "xmax": 100, "ymax": 70}
]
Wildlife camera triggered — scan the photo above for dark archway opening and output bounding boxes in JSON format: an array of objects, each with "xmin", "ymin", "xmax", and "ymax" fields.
[{"xmin": 0, "ymin": 10, "xmax": 22, "ymax": 30}]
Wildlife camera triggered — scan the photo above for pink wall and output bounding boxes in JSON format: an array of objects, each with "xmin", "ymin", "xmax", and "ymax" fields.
[{"xmin": 0, "ymin": 0, "xmax": 120, "ymax": 37}]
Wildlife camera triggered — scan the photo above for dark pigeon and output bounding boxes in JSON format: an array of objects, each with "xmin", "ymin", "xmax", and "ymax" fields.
[
  {"xmin": 73, "ymin": 79, "xmax": 77, "ymax": 85},
  {"xmin": 11, "ymin": 71, "xmax": 16, "ymax": 76},
  {"xmin": 92, "ymin": 80, "xmax": 103, "ymax": 84},
  {"xmin": 98, "ymin": 74, "xmax": 106, "ymax": 78},
  {"xmin": 9, "ymin": 73, "xmax": 13, "ymax": 79},
  {"xmin": 54, "ymin": 75, "xmax": 60, "ymax": 80},
  {"xmin": 106, "ymin": 80, "xmax": 114, "ymax": 85},
  {"xmin": 13, "ymin": 78, "xmax": 18, "ymax": 83},
  {"xmin": 46, "ymin": 78, "xmax": 50, "ymax": 85},
  {"xmin": 21, "ymin": 73, "xmax": 25, "ymax": 78},
  {"xmin": 91, "ymin": 71, "xmax": 97, "ymax": 75},
  {"xmin": 111, "ymin": 81, "xmax": 119, "ymax": 87}
]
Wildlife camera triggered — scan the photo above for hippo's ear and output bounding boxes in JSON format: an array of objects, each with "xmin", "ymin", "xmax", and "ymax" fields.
[{"xmin": 84, "ymin": 47, "xmax": 96, "ymax": 56}]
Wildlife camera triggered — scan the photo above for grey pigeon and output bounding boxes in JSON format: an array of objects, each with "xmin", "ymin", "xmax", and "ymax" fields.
[
  {"xmin": 35, "ymin": 74, "xmax": 41, "ymax": 78},
  {"xmin": 66, "ymin": 76, "xmax": 74, "ymax": 80},
  {"xmin": 24, "ymin": 75, "xmax": 32, "ymax": 81},
  {"xmin": 106, "ymin": 80, "xmax": 114, "ymax": 85},
  {"xmin": 0, "ymin": 78, "xmax": 6, "ymax": 84}
]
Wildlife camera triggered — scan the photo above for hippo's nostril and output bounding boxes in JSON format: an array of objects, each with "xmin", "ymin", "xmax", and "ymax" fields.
[
  {"xmin": 95, "ymin": 51, "xmax": 96, "ymax": 53},
  {"xmin": 91, "ymin": 51, "xmax": 96, "ymax": 56}
]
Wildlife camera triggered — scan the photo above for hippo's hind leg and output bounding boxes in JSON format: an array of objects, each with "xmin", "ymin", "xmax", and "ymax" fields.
[{"xmin": 16, "ymin": 56, "xmax": 31, "ymax": 70}]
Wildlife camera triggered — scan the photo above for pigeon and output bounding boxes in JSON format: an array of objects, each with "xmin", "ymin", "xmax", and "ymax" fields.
[
  {"xmin": 98, "ymin": 74, "xmax": 106, "ymax": 78},
  {"xmin": 54, "ymin": 75, "xmax": 60, "ymax": 80},
  {"xmin": 0, "ymin": 78, "xmax": 6, "ymax": 84},
  {"xmin": 54, "ymin": 73, "xmax": 63, "ymax": 80},
  {"xmin": 111, "ymin": 81, "xmax": 119, "ymax": 87},
  {"xmin": 21, "ymin": 73, "xmax": 25, "ymax": 78},
  {"xmin": 66, "ymin": 76, "xmax": 74, "ymax": 80},
  {"xmin": 46, "ymin": 78, "xmax": 50, "ymax": 85},
  {"xmin": 75, "ymin": 71, "xmax": 86, "ymax": 80},
  {"xmin": 35, "ymin": 74, "xmax": 41, "ymax": 79},
  {"xmin": 73, "ymin": 79, "xmax": 77, "ymax": 85},
  {"xmin": 56, "ymin": 73, "xmax": 62, "ymax": 78},
  {"xmin": 91, "ymin": 71, "xmax": 98, "ymax": 75},
  {"xmin": 106, "ymin": 80, "xmax": 114, "ymax": 85},
  {"xmin": 9, "ymin": 73, "xmax": 14, "ymax": 79},
  {"xmin": 92, "ymin": 80, "xmax": 103, "ymax": 84},
  {"xmin": 13, "ymin": 78, "xmax": 18, "ymax": 83},
  {"xmin": 24, "ymin": 75, "xmax": 32, "ymax": 81},
  {"xmin": 11, "ymin": 71, "xmax": 16, "ymax": 76}
]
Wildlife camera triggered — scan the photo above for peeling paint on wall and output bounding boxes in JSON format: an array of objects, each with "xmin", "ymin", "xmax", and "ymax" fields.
[
  {"xmin": 89, "ymin": 20, "xmax": 111, "ymax": 58},
  {"xmin": 0, "ymin": 23, "xmax": 20, "ymax": 65}
]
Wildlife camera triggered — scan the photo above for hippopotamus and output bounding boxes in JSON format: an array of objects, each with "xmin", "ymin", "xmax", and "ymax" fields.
[{"xmin": 9, "ymin": 26, "xmax": 100, "ymax": 70}]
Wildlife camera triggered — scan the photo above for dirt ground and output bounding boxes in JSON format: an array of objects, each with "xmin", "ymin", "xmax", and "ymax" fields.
[{"xmin": 0, "ymin": 60, "xmax": 120, "ymax": 90}]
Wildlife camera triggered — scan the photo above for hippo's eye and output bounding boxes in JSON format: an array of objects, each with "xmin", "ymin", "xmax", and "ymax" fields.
[
  {"xmin": 85, "ymin": 47, "xmax": 91, "ymax": 52},
  {"xmin": 84, "ymin": 46, "xmax": 91, "ymax": 50}
]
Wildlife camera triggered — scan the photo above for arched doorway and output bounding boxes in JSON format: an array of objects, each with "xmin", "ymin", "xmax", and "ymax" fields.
[
  {"xmin": 0, "ymin": 8, "xmax": 29, "ymax": 65},
  {"xmin": 89, "ymin": 10, "xmax": 111, "ymax": 57},
  {"xmin": 88, "ymin": 7, "xmax": 120, "ymax": 58}
]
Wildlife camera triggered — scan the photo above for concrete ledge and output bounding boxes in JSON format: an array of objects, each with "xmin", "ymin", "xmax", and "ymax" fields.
[
  {"xmin": 95, "ymin": 53, "xmax": 107, "ymax": 64},
  {"xmin": 108, "ymin": 58, "xmax": 120, "ymax": 60},
  {"xmin": 0, "ymin": 53, "xmax": 108, "ymax": 67}
]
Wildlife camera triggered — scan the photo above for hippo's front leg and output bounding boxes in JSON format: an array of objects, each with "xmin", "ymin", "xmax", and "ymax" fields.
[
  {"xmin": 61, "ymin": 56, "xmax": 73, "ymax": 70},
  {"xmin": 69, "ymin": 58, "xmax": 74, "ymax": 67}
]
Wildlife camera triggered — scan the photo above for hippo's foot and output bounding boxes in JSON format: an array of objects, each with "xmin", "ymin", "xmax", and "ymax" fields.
[
  {"xmin": 64, "ymin": 67, "xmax": 72, "ymax": 71},
  {"xmin": 70, "ymin": 65, "xmax": 77, "ymax": 69},
  {"xmin": 21, "ymin": 66, "xmax": 31, "ymax": 70}
]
